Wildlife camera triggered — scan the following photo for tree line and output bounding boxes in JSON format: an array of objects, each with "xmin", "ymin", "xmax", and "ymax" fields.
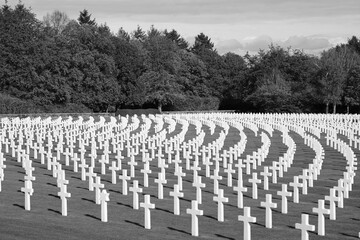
[{"xmin": 1, "ymin": 3, "xmax": 360, "ymax": 114}]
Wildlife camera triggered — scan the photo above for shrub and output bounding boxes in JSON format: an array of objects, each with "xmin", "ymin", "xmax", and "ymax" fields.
[
  {"xmin": 167, "ymin": 95, "xmax": 220, "ymax": 111},
  {"xmin": 42, "ymin": 103, "xmax": 92, "ymax": 113},
  {"xmin": 115, "ymin": 108, "xmax": 160, "ymax": 117},
  {"xmin": 0, "ymin": 94, "xmax": 41, "ymax": 114}
]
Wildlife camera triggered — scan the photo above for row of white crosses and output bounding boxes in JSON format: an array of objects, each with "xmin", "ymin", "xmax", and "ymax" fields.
[
  {"xmin": 1, "ymin": 112, "xmax": 359, "ymax": 239},
  {"xmin": 212, "ymin": 113, "xmax": 358, "ymax": 239},
  {"xmin": 28, "ymin": 113, "xmax": 360, "ymax": 239},
  {"xmin": 251, "ymin": 114, "xmax": 326, "ymax": 239},
  {"xmin": 159, "ymin": 113, "xmax": 302, "ymax": 238},
  {"xmin": 0, "ymin": 113, "xmax": 323, "ymax": 234},
  {"xmin": 172, "ymin": 113, "xmax": 269, "ymax": 238},
  {"xmin": 290, "ymin": 114, "xmax": 358, "ymax": 239},
  {"xmin": 1, "ymin": 116, "xmax": 119, "ymax": 221},
  {"xmin": 263, "ymin": 113, "xmax": 358, "ymax": 239},
  {"xmin": 0, "ymin": 151, "xmax": 6, "ymax": 192}
]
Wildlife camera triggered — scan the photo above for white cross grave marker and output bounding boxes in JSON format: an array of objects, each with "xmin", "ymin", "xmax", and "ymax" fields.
[
  {"xmin": 290, "ymin": 176, "xmax": 303, "ymax": 203},
  {"xmin": 140, "ymin": 194, "xmax": 155, "ymax": 229},
  {"xmin": 312, "ymin": 199, "xmax": 330, "ymax": 236},
  {"xmin": 169, "ymin": 184, "xmax": 184, "ymax": 215},
  {"xmin": 21, "ymin": 179, "xmax": 33, "ymax": 211},
  {"xmin": 238, "ymin": 207, "xmax": 256, "ymax": 240},
  {"xmin": 213, "ymin": 189, "xmax": 229, "ymax": 222},
  {"xmin": 249, "ymin": 172, "xmax": 261, "ymax": 199},
  {"xmin": 119, "ymin": 169, "xmax": 131, "ymax": 195},
  {"xmin": 109, "ymin": 161, "xmax": 119, "ymax": 184},
  {"xmin": 260, "ymin": 194, "xmax": 277, "ymax": 228},
  {"xmin": 141, "ymin": 161, "xmax": 151, "ymax": 188},
  {"xmin": 186, "ymin": 200, "xmax": 203, "ymax": 237},
  {"xmin": 210, "ymin": 169, "xmax": 222, "ymax": 195},
  {"xmin": 86, "ymin": 167, "xmax": 96, "ymax": 191},
  {"xmin": 277, "ymin": 184, "xmax": 292, "ymax": 214},
  {"xmin": 58, "ymin": 184, "xmax": 71, "ymax": 216},
  {"xmin": 100, "ymin": 189, "xmax": 110, "ymax": 222},
  {"xmin": 295, "ymin": 214, "xmax": 315, "ymax": 240},
  {"xmin": 94, "ymin": 176, "xmax": 104, "ymax": 204},
  {"xmin": 129, "ymin": 180, "xmax": 143, "ymax": 210},
  {"xmin": 224, "ymin": 163, "xmax": 235, "ymax": 187},
  {"xmin": 155, "ymin": 172, "xmax": 167, "ymax": 199},
  {"xmin": 260, "ymin": 166, "xmax": 272, "ymax": 190},
  {"xmin": 325, "ymin": 188, "xmax": 340, "ymax": 220},
  {"xmin": 193, "ymin": 176, "xmax": 205, "ymax": 204}
]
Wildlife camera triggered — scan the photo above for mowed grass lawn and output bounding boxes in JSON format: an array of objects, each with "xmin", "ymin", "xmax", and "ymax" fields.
[{"xmin": 0, "ymin": 116, "xmax": 359, "ymax": 240}]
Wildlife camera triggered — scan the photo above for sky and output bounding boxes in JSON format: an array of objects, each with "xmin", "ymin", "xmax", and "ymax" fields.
[{"xmin": 7, "ymin": 0, "xmax": 360, "ymax": 56}]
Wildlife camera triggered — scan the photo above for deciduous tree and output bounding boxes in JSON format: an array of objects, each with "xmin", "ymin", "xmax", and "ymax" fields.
[{"xmin": 43, "ymin": 10, "xmax": 69, "ymax": 35}]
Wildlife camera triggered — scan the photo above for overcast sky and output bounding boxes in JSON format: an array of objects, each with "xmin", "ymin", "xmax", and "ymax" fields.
[{"xmin": 8, "ymin": 0, "xmax": 360, "ymax": 55}]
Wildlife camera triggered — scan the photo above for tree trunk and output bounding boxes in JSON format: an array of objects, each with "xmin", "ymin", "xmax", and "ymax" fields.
[
  {"xmin": 333, "ymin": 103, "xmax": 336, "ymax": 114},
  {"xmin": 347, "ymin": 105, "xmax": 350, "ymax": 114},
  {"xmin": 326, "ymin": 102, "xmax": 329, "ymax": 114},
  {"xmin": 158, "ymin": 103, "xmax": 162, "ymax": 113}
]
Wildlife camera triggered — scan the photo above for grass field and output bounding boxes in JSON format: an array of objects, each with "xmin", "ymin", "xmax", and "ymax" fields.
[{"xmin": 0, "ymin": 115, "xmax": 359, "ymax": 240}]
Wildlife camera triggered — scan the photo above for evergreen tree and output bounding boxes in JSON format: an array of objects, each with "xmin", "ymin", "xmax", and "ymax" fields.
[
  {"xmin": 77, "ymin": 9, "xmax": 96, "ymax": 26},
  {"xmin": 347, "ymin": 36, "xmax": 360, "ymax": 55},
  {"xmin": 192, "ymin": 32, "xmax": 215, "ymax": 53},
  {"xmin": 164, "ymin": 29, "xmax": 189, "ymax": 49},
  {"xmin": 131, "ymin": 25, "xmax": 146, "ymax": 42},
  {"xmin": 117, "ymin": 27, "xmax": 130, "ymax": 42}
]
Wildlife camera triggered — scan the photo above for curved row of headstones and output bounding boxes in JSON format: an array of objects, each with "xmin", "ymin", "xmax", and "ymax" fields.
[{"xmin": 0, "ymin": 113, "xmax": 358, "ymax": 239}]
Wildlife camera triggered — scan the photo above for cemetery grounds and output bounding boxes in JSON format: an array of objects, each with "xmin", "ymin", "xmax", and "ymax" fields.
[{"xmin": 0, "ymin": 113, "xmax": 358, "ymax": 240}]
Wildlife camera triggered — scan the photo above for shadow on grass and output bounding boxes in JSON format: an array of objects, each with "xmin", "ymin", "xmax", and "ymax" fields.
[
  {"xmin": 181, "ymin": 198, "xmax": 191, "ymax": 203},
  {"xmin": 224, "ymin": 203, "xmax": 237, "ymax": 208},
  {"xmin": 301, "ymin": 211, "xmax": 314, "ymax": 216},
  {"xmin": 17, "ymin": 171, "xmax": 25, "ymax": 174},
  {"xmin": 85, "ymin": 214, "xmax": 101, "ymax": 221},
  {"xmin": 156, "ymin": 207, "xmax": 172, "ymax": 214},
  {"xmin": 272, "ymin": 208, "xmax": 281, "ymax": 214},
  {"xmin": 48, "ymin": 193, "xmax": 60, "ymax": 199},
  {"xmin": 272, "ymin": 195, "xmax": 281, "ymax": 200},
  {"xmin": 253, "ymin": 222, "xmax": 265, "ymax": 228},
  {"xmin": 44, "ymin": 173, "xmax": 53, "ymax": 177},
  {"xmin": 81, "ymin": 198, "xmax": 95, "ymax": 204},
  {"xmin": 13, "ymin": 203, "xmax": 24, "ymax": 209},
  {"xmin": 48, "ymin": 208, "xmax": 61, "ymax": 215},
  {"xmin": 76, "ymin": 186, "xmax": 88, "ymax": 191},
  {"xmin": 71, "ymin": 176, "xmax": 81, "ymax": 180},
  {"xmin": 109, "ymin": 189, "xmax": 121, "ymax": 194},
  {"xmin": 117, "ymin": 202, "xmax": 132, "ymax": 209},
  {"xmin": 167, "ymin": 226, "xmax": 191, "ymax": 236},
  {"xmin": 340, "ymin": 232, "xmax": 359, "ymax": 238},
  {"xmin": 203, "ymin": 214, "xmax": 217, "ymax": 221},
  {"xmin": 215, "ymin": 233, "xmax": 235, "ymax": 240},
  {"xmin": 47, "ymin": 183, "xmax": 57, "ymax": 187},
  {"xmin": 125, "ymin": 220, "xmax": 144, "ymax": 228},
  {"xmin": 143, "ymin": 193, "xmax": 157, "ymax": 199}
]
